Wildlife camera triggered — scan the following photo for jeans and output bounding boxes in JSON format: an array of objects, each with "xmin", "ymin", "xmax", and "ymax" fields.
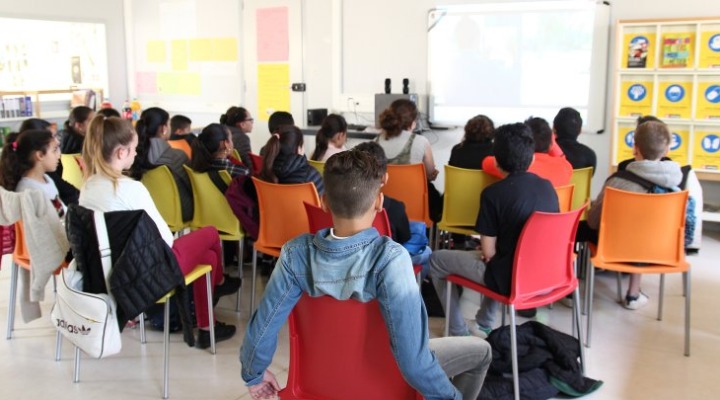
[
  {"xmin": 430, "ymin": 250, "xmax": 500, "ymax": 335},
  {"xmin": 429, "ymin": 336, "xmax": 492, "ymax": 399}
]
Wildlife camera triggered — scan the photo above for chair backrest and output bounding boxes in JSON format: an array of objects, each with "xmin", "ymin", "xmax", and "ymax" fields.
[
  {"xmin": 570, "ymin": 167, "xmax": 593, "ymax": 220},
  {"xmin": 304, "ymin": 202, "xmax": 391, "ymax": 236},
  {"xmin": 60, "ymin": 153, "xmax": 83, "ymax": 190},
  {"xmin": 141, "ymin": 165, "xmax": 185, "ymax": 232},
  {"xmin": 182, "ymin": 165, "xmax": 241, "ymax": 239},
  {"xmin": 307, "ymin": 159, "xmax": 325, "ymax": 176},
  {"xmin": 384, "ymin": 164, "xmax": 431, "ymax": 225},
  {"xmin": 250, "ymin": 153, "xmax": 263, "ymax": 176},
  {"xmin": 554, "ymin": 184, "xmax": 575, "ymax": 213},
  {"xmin": 12, "ymin": 222, "xmax": 30, "ymax": 269},
  {"xmin": 510, "ymin": 206, "xmax": 586, "ymax": 307},
  {"xmin": 596, "ymin": 187, "xmax": 688, "ymax": 266},
  {"xmin": 281, "ymin": 295, "xmax": 420, "ymax": 400},
  {"xmin": 253, "ymin": 177, "xmax": 320, "ymax": 249},
  {"xmin": 439, "ymin": 165, "xmax": 499, "ymax": 228},
  {"xmin": 168, "ymin": 139, "xmax": 192, "ymax": 159}
]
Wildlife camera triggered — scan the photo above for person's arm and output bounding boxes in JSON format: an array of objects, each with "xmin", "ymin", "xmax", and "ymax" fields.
[
  {"xmin": 241, "ymin": 249, "xmax": 303, "ymax": 387},
  {"xmin": 377, "ymin": 247, "xmax": 461, "ymax": 400},
  {"xmin": 480, "ymin": 236, "xmax": 497, "ymax": 263},
  {"xmin": 422, "ymin": 143, "xmax": 439, "ymax": 181}
]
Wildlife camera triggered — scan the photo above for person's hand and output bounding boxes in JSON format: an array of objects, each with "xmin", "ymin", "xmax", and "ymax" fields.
[
  {"xmin": 248, "ymin": 370, "xmax": 281, "ymax": 399},
  {"xmin": 430, "ymin": 168, "xmax": 439, "ymax": 181}
]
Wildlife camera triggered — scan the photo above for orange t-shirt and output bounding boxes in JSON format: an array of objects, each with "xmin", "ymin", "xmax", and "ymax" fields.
[{"xmin": 481, "ymin": 153, "xmax": 573, "ymax": 187}]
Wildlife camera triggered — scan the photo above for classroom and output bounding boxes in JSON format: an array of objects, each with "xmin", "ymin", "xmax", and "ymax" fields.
[{"xmin": 1, "ymin": 0, "xmax": 720, "ymax": 399}]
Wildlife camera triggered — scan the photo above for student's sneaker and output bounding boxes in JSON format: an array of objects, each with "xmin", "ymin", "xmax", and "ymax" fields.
[
  {"xmin": 196, "ymin": 321, "xmax": 236, "ymax": 349},
  {"xmin": 517, "ymin": 308, "xmax": 537, "ymax": 318},
  {"xmin": 624, "ymin": 292, "xmax": 649, "ymax": 310},
  {"xmin": 213, "ymin": 275, "xmax": 242, "ymax": 305},
  {"xmin": 466, "ymin": 319, "xmax": 493, "ymax": 339}
]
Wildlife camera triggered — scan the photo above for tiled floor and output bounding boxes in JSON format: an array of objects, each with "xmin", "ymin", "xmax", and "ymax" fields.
[{"xmin": 1, "ymin": 231, "xmax": 720, "ymax": 399}]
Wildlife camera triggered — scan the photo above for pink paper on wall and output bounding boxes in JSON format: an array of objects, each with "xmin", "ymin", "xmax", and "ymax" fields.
[
  {"xmin": 256, "ymin": 7, "xmax": 289, "ymax": 62},
  {"xmin": 136, "ymin": 71, "xmax": 157, "ymax": 94}
]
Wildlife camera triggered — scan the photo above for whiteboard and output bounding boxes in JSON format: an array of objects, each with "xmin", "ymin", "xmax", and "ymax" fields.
[
  {"xmin": 427, "ymin": 1, "xmax": 611, "ymax": 132},
  {"xmin": 0, "ymin": 17, "xmax": 108, "ymax": 93},
  {"xmin": 124, "ymin": 0, "xmax": 243, "ymax": 116}
]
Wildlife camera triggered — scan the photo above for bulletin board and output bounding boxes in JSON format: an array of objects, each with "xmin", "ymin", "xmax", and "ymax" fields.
[{"xmin": 124, "ymin": 0, "xmax": 243, "ymax": 114}]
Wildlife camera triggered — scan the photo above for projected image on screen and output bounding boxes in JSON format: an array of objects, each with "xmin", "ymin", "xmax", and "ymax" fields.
[{"xmin": 428, "ymin": 1, "xmax": 608, "ymax": 129}]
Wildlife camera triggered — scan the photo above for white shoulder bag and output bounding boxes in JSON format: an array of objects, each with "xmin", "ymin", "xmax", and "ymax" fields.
[{"xmin": 51, "ymin": 211, "xmax": 122, "ymax": 359}]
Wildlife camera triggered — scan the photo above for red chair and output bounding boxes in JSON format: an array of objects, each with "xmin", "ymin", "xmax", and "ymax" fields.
[
  {"xmin": 444, "ymin": 206, "xmax": 586, "ymax": 400},
  {"xmin": 279, "ymin": 294, "xmax": 422, "ymax": 400},
  {"xmin": 250, "ymin": 153, "xmax": 263, "ymax": 176},
  {"xmin": 303, "ymin": 203, "xmax": 422, "ymax": 283}
]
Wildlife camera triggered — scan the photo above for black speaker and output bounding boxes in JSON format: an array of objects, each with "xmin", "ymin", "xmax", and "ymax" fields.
[
  {"xmin": 402, "ymin": 78, "xmax": 409, "ymax": 95},
  {"xmin": 307, "ymin": 108, "xmax": 328, "ymax": 126},
  {"xmin": 384, "ymin": 78, "xmax": 391, "ymax": 94}
]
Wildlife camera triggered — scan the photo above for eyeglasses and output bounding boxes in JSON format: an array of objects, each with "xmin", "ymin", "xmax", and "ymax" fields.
[{"xmin": 243, "ymin": 118, "xmax": 254, "ymax": 123}]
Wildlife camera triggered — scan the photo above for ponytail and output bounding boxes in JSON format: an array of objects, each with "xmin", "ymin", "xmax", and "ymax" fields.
[
  {"xmin": 311, "ymin": 114, "xmax": 347, "ymax": 161},
  {"xmin": 82, "ymin": 115, "xmax": 136, "ymax": 188},
  {"xmin": 130, "ymin": 107, "xmax": 169, "ymax": 179},
  {"xmin": 259, "ymin": 125, "xmax": 303, "ymax": 183},
  {"xmin": 379, "ymin": 99, "xmax": 417, "ymax": 139},
  {"xmin": 0, "ymin": 130, "xmax": 54, "ymax": 191},
  {"xmin": 191, "ymin": 123, "xmax": 229, "ymax": 172}
]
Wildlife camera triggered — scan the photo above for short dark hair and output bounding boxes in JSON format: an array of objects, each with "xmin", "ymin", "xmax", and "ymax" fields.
[
  {"xmin": 493, "ymin": 123, "xmax": 534, "ymax": 173},
  {"xmin": 170, "ymin": 115, "xmax": 192, "ymax": 133},
  {"xmin": 353, "ymin": 141, "xmax": 388, "ymax": 173},
  {"xmin": 463, "ymin": 115, "xmax": 494, "ymax": 144},
  {"xmin": 553, "ymin": 107, "xmax": 582, "ymax": 140},
  {"xmin": 636, "ymin": 115, "xmax": 662, "ymax": 127},
  {"xmin": 524, "ymin": 116, "xmax": 552, "ymax": 153},
  {"xmin": 97, "ymin": 108, "xmax": 121, "ymax": 118},
  {"xmin": 323, "ymin": 150, "xmax": 384, "ymax": 219},
  {"xmin": 268, "ymin": 111, "xmax": 295, "ymax": 134},
  {"xmin": 634, "ymin": 121, "xmax": 670, "ymax": 160}
]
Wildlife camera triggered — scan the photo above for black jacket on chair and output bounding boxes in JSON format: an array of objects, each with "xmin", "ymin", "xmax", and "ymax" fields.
[{"xmin": 65, "ymin": 204, "xmax": 195, "ymax": 346}]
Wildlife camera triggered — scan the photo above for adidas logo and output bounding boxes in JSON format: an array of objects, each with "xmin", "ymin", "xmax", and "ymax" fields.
[{"xmin": 56, "ymin": 319, "xmax": 92, "ymax": 335}]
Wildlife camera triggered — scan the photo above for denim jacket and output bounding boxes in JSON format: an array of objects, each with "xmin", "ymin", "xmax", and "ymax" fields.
[{"xmin": 240, "ymin": 227, "xmax": 461, "ymax": 400}]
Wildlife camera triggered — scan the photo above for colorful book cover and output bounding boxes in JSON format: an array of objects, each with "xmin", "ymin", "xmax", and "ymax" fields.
[
  {"xmin": 619, "ymin": 80, "xmax": 654, "ymax": 117},
  {"xmin": 657, "ymin": 81, "xmax": 693, "ymax": 119},
  {"xmin": 699, "ymin": 31, "xmax": 720, "ymax": 68},
  {"xmin": 661, "ymin": 33, "xmax": 694, "ymax": 68},
  {"xmin": 692, "ymin": 129, "xmax": 720, "ymax": 170},
  {"xmin": 623, "ymin": 33, "xmax": 655, "ymax": 68}
]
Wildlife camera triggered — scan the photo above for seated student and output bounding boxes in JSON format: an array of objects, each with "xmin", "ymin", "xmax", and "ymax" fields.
[
  {"xmin": 259, "ymin": 124, "xmax": 324, "ymax": 195},
  {"xmin": 240, "ymin": 150, "xmax": 492, "ymax": 400},
  {"xmin": 220, "ymin": 106, "xmax": 254, "ymax": 172},
  {"xmin": 169, "ymin": 114, "xmax": 196, "ymax": 145},
  {"xmin": 79, "ymin": 115, "xmax": 239, "ymax": 347},
  {"xmin": 19, "ymin": 118, "xmax": 79, "ymax": 205},
  {"xmin": 354, "ymin": 142, "xmax": 432, "ymax": 279},
  {"xmin": 482, "ymin": 117, "xmax": 573, "ymax": 187},
  {"xmin": 580, "ymin": 121, "xmax": 682, "ymax": 310},
  {"xmin": 553, "ymin": 107, "xmax": 597, "ymax": 173},
  {"xmin": 310, "ymin": 114, "xmax": 348, "ymax": 162},
  {"xmin": 129, "ymin": 107, "xmax": 194, "ymax": 223},
  {"xmin": 430, "ymin": 123, "xmax": 559, "ymax": 337},
  {"xmin": 191, "ymin": 123, "xmax": 250, "ymax": 178},
  {"xmin": 60, "ymin": 106, "xmax": 95, "ymax": 154},
  {"xmin": 97, "ymin": 107, "xmax": 121, "ymax": 118},
  {"xmin": 259, "ymin": 111, "xmax": 295, "ymax": 157},
  {"xmin": 449, "ymin": 114, "xmax": 495, "ymax": 170}
]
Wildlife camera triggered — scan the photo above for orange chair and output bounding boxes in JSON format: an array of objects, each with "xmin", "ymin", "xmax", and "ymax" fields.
[
  {"xmin": 251, "ymin": 178, "xmax": 321, "ymax": 314},
  {"xmin": 444, "ymin": 206, "xmax": 586, "ymax": 400},
  {"xmin": 585, "ymin": 188, "xmax": 690, "ymax": 356},
  {"xmin": 250, "ymin": 153, "xmax": 263, "ymax": 176},
  {"xmin": 384, "ymin": 164, "xmax": 432, "ymax": 227},
  {"xmin": 279, "ymin": 295, "xmax": 421, "ymax": 400},
  {"xmin": 554, "ymin": 184, "xmax": 575, "ymax": 213},
  {"xmin": 168, "ymin": 139, "xmax": 192, "ymax": 159}
]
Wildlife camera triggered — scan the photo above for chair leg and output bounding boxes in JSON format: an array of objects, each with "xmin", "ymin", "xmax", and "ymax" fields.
[
  {"xmin": 73, "ymin": 346, "xmax": 81, "ymax": 383},
  {"xmin": 585, "ymin": 264, "xmax": 595, "ymax": 348},
  {"xmin": 236, "ymin": 239, "xmax": 244, "ymax": 312},
  {"xmin": 501, "ymin": 304, "xmax": 507, "ymax": 327},
  {"xmin": 684, "ymin": 270, "xmax": 691, "ymax": 357},
  {"xmin": 5, "ymin": 262, "xmax": 19, "ymax": 340},
  {"xmin": 52, "ymin": 274, "xmax": 57, "ymax": 293},
  {"xmin": 55, "ymin": 331, "xmax": 63, "ymax": 361},
  {"xmin": 444, "ymin": 280, "xmax": 451, "ymax": 337},
  {"xmin": 434, "ymin": 229, "xmax": 442, "ymax": 250},
  {"xmin": 139, "ymin": 313, "xmax": 146, "ymax": 344},
  {"xmin": 658, "ymin": 274, "xmax": 665, "ymax": 321},
  {"xmin": 206, "ymin": 271, "xmax": 216, "ymax": 355},
  {"xmin": 615, "ymin": 272, "xmax": 623, "ymax": 303},
  {"xmin": 162, "ymin": 300, "xmax": 171, "ymax": 399},
  {"xmin": 573, "ymin": 287, "xmax": 586, "ymax": 374},
  {"xmin": 509, "ymin": 306, "xmax": 520, "ymax": 400},
  {"xmin": 582, "ymin": 249, "xmax": 591, "ymax": 316},
  {"xmin": 682, "ymin": 273, "xmax": 687, "ymax": 297},
  {"xmin": 250, "ymin": 246, "xmax": 258, "ymax": 317}
]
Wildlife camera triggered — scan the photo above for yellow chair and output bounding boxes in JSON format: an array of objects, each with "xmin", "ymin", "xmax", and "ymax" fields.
[
  {"xmin": 586, "ymin": 188, "xmax": 690, "ymax": 356},
  {"xmin": 307, "ymin": 159, "xmax": 325, "ymax": 176},
  {"xmin": 570, "ymin": 167, "xmax": 593, "ymax": 220},
  {"xmin": 436, "ymin": 166, "xmax": 499, "ymax": 247},
  {"xmin": 61, "ymin": 153, "xmax": 83, "ymax": 189},
  {"xmin": 168, "ymin": 139, "xmax": 192, "ymax": 159},
  {"xmin": 554, "ymin": 184, "xmax": 575, "ymax": 213},
  {"xmin": 231, "ymin": 149, "xmax": 242, "ymax": 163},
  {"xmin": 183, "ymin": 165, "xmax": 244, "ymax": 311},
  {"xmin": 141, "ymin": 165, "xmax": 188, "ymax": 233}
]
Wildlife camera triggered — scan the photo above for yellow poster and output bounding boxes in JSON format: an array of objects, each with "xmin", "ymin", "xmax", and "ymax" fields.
[
  {"xmin": 619, "ymin": 80, "xmax": 653, "ymax": 117},
  {"xmin": 699, "ymin": 31, "xmax": 720, "ymax": 68},
  {"xmin": 692, "ymin": 129, "xmax": 720, "ymax": 170},
  {"xmin": 257, "ymin": 63, "xmax": 290, "ymax": 122},
  {"xmin": 615, "ymin": 124, "xmax": 636, "ymax": 165},
  {"xmin": 660, "ymin": 32, "xmax": 695, "ymax": 68},
  {"xmin": 695, "ymin": 81, "xmax": 720, "ymax": 120},
  {"xmin": 657, "ymin": 80, "xmax": 692, "ymax": 119},
  {"xmin": 146, "ymin": 40, "xmax": 166, "ymax": 63},
  {"xmin": 622, "ymin": 33, "xmax": 656, "ymax": 69},
  {"xmin": 157, "ymin": 72, "xmax": 201, "ymax": 95},
  {"xmin": 666, "ymin": 126, "xmax": 689, "ymax": 165},
  {"xmin": 171, "ymin": 40, "xmax": 189, "ymax": 71}
]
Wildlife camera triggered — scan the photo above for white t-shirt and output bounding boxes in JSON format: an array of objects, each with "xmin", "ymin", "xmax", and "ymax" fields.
[
  {"xmin": 79, "ymin": 174, "xmax": 174, "ymax": 248},
  {"xmin": 376, "ymin": 130, "xmax": 429, "ymax": 164},
  {"xmin": 16, "ymin": 175, "xmax": 66, "ymax": 217}
]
